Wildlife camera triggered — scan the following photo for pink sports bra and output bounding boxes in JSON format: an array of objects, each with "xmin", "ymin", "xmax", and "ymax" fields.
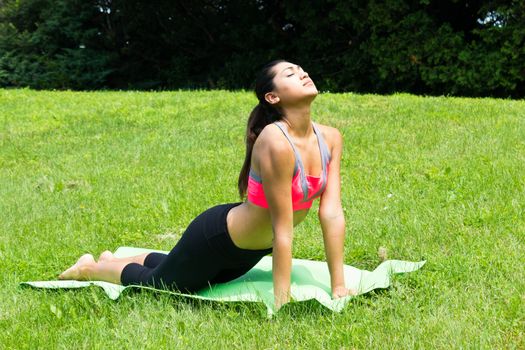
[{"xmin": 247, "ymin": 121, "xmax": 331, "ymax": 211}]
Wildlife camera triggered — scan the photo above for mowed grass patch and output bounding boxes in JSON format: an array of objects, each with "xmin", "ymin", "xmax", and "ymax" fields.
[{"xmin": 1, "ymin": 88, "xmax": 524, "ymax": 349}]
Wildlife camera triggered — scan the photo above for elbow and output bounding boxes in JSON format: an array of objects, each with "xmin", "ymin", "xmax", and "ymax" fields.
[
  {"xmin": 318, "ymin": 205, "xmax": 344, "ymax": 221},
  {"xmin": 273, "ymin": 234, "xmax": 293, "ymax": 249},
  {"xmin": 272, "ymin": 222, "xmax": 293, "ymax": 248}
]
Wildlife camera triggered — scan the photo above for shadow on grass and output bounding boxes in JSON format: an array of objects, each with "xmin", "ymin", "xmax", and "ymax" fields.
[
  {"xmin": 21, "ymin": 284, "xmax": 350, "ymax": 320},
  {"xmin": 119, "ymin": 287, "xmax": 338, "ymax": 319},
  {"xmin": 20, "ymin": 280, "xmax": 406, "ymax": 321}
]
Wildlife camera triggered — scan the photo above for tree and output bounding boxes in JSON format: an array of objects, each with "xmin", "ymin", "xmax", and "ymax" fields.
[
  {"xmin": 0, "ymin": 0, "xmax": 116, "ymax": 89},
  {"xmin": 1, "ymin": 0, "xmax": 523, "ymax": 97}
]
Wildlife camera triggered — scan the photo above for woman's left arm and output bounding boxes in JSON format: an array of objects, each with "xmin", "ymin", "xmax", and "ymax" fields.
[{"xmin": 318, "ymin": 127, "xmax": 349, "ymax": 298}]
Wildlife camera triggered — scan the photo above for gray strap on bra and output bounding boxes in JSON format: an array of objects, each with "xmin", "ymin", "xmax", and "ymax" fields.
[
  {"xmin": 312, "ymin": 122, "xmax": 332, "ymax": 163},
  {"xmin": 274, "ymin": 121, "xmax": 309, "ymax": 201},
  {"xmin": 274, "ymin": 121, "xmax": 332, "ymax": 202},
  {"xmin": 309, "ymin": 122, "xmax": 331, "ymax": 199}
]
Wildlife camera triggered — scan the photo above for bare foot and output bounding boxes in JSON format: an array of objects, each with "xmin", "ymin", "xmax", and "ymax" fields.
[
  {"xmin": 98, "ymin": 250, "xmax": 114, "ymax": 263},
  {"xmin": 58, "ymin": 254, "xmax": 95, "ymax": 280}
]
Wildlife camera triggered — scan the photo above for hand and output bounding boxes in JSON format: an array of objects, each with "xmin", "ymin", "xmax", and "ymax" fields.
[{"xmin": 332, "ymin": 286, "xmax": 357, "ymax": 299}]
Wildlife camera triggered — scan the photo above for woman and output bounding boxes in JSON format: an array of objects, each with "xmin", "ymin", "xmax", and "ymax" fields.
[{"xmin": 59, "ymin": 59, "xmax": 355, "ymax": 310}]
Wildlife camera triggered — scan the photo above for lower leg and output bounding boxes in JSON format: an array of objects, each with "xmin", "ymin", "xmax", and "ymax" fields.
[
  {"xmin": 80, "ymin": 260, "xmax": 130, "ymax": 285},
  {"xmin": 98, "ymin": 250, "xmax": 149, "ymax": 265}
]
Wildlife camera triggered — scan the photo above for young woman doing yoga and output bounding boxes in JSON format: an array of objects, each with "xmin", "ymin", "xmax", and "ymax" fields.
[{"xmin": 59, "ymin": 59, "xmax": 355, "ymax": 310}]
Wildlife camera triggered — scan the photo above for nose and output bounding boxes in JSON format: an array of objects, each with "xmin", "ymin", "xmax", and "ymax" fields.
[{"xmin": 300, "ymin": 70, "xmax": 309, "ymax": 79}]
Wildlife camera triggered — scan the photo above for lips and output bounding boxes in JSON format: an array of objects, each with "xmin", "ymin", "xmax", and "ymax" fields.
[{"xmin": 303, "ymin": 80, "xmax": 314, "ymax": 87}]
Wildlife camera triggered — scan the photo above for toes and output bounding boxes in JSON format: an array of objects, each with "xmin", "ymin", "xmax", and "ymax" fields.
[{"xmin": 58, "ymin": 265, "xmax": 79, "ymax": 280}]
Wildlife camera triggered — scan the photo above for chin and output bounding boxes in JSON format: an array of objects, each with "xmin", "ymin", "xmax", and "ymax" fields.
[
  {"xmin": 307, "ymin": 88, "xmax": 319, "ymax": 98},
  {"xmin": 306, "ymin": 84, "xmax": 319, "ymax": 95},
  {"xmin": 303, "ymin": 91, "xmax": 318, "ymax": 104}
]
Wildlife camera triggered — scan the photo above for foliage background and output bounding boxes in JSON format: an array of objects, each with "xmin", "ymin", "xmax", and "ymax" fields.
[{"xmin": 1, "ymin": 0, "xmax": 524, "ymax": 97}]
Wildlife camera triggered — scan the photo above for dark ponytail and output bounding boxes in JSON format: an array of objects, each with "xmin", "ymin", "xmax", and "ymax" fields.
[{"xmin": 238, "ymin": 59, "xmax": 287, "ymax": 198}]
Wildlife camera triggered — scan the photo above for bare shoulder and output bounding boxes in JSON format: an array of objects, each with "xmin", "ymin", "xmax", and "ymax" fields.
[
  {"xmin": 254, "ymin": 124, "xmax": 292, "ymax": 152},
  {"xmin": 252, "ymin": 124, "xmax": 294, "ymax": 167},
  {"xmin": 315, "ymin": 123, "xmax": 343, "ymax": 149}
]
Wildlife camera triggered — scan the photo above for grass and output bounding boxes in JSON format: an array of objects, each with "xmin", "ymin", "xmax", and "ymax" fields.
[{"xmin": 0, "ymin": 88, "xmax": 524, "ymax": 349}]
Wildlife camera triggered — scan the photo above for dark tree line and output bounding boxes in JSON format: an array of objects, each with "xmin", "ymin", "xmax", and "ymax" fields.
[{"xmin": 1, "ymin": 0, "xmax": 524, "ymax": 97}]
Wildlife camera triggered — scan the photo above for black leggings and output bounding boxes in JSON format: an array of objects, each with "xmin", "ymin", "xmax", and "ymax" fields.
[{"xmin": 120, "ymin": 202, "xmax": 273, "ymax": 293}]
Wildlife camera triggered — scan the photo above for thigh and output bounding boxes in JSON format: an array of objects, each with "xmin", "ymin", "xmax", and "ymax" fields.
[
  {"xmin": 210, "ymin": 264, "xmax": 253, "ymax": 284},
  {"xmin": 210, "ymin": 254, "xmax": 267, "ymax": 284},
  {"xmin": 147, "ymin": 210, "xmax": 225, "ymax": 292}
]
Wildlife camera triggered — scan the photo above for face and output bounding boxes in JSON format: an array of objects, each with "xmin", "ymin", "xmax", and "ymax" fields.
[{"xmin": 265, "ymin": 61, "xmax": 318, "ymax": 107}]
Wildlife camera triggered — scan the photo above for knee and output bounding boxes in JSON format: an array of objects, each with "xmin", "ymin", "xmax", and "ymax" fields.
[{"xmin": 120, "ymin": 262, "xmax": 150, "ymax": 286}]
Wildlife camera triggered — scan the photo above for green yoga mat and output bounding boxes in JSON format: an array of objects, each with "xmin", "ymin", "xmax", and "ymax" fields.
[{"xmin": 21, "ymin": 247, "xmax": 425, "ymax": 316}]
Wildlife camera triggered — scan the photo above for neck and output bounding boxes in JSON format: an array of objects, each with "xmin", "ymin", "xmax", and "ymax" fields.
[{"xmin": 280, "ymin": 105, "xmax": 312, "ymax": 138}]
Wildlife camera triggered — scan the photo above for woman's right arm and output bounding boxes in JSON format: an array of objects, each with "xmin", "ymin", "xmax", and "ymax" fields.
[{"xmin": 255, "ymin": 126, "xmax": 295, "ymax": 311}]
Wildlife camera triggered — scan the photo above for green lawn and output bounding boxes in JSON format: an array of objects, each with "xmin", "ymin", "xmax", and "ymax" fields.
[{"xmin": 1, "ymin": 88, "xmax": 523, "ymax": 349}]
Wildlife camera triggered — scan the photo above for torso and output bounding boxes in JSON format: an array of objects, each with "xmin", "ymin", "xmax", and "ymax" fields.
[
  {"xmin": 227, "ymin": 122, "xmax": 334, "ymax": 250},
  {"xmin": 227, "ymin": 202, "xmax": 309, "ymax": 249}
]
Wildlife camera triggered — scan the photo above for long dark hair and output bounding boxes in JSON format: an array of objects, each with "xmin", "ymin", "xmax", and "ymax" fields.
[{"xmin": 237, "ymin": 59, "xmax": 287, "ymax": 198}]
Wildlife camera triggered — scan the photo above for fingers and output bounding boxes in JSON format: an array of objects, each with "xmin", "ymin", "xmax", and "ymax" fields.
[{"xmin": 332, "ymin": 287, "xmax": 358, "ymax": 299}]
